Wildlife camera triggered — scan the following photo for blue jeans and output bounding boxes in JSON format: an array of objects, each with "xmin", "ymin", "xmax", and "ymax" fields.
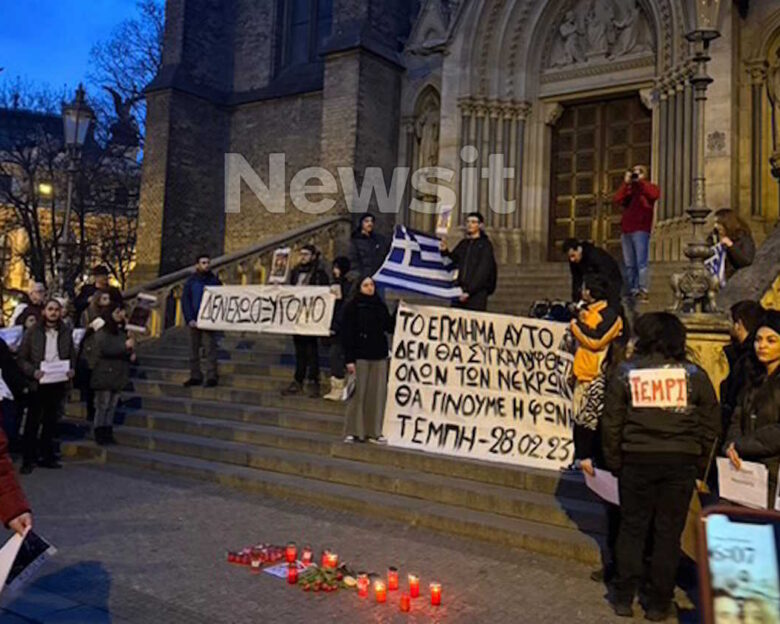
[{"xmin": 621, "ymin": 231, "xmax": 650, "ymax": 294}]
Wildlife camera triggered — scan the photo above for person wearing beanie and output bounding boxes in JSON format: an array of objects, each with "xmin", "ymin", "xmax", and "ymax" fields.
[
  {"xmin": 347, "ymin": 213, "xmax": 390, "ymax": 283},
  {"xmin": 282, "ymin": 245, "xmax": 330, "ymax": 398},
  {"xmin": 725, "ymin": 309, "xmax": 780, "ymax": 508},
  {"xmin": 324, "ymin": 256, "xmax": 352, "ymax": 401}
]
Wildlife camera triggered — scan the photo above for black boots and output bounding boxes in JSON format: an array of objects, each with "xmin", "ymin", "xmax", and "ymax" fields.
[{"xmin": 94, "ymin": 427, "xmax": 118, "ymax": 446}]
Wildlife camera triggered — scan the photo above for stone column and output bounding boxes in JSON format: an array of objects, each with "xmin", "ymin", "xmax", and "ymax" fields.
[
  {"xmin": 674, "ymin": 71, "xmax": 686, "ymax": 218},
  {"xmin": 683, "ymin": 64, "xmax": 694, "ymax": 212},
  {"xmin": 665, "ymin": 79, "xmax": 677, "ymax": 220},
  {"xmin": 748, "ymin": 60, "xmax": 768, "ymax": 217},
  {"xmin": 400, "ymin": 117, "xmax": 416, "ymax": 227}
]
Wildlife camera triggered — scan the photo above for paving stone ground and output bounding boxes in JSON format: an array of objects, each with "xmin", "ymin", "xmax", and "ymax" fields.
[{"xmin": 0, "ymin": 458, "xmax": 696, "ymax": 623}]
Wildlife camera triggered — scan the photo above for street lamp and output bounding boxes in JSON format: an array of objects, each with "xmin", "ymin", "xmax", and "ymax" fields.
[
  {"xmin": 58, "ymin": 83, "xmax": 94, "ymax": 296},
  {"xmin": 670, "ymin": 0, "xmax": 723, "ymax": 313}
]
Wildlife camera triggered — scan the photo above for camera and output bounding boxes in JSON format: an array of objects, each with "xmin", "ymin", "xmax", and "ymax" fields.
[{"xmin": 630, "ymin": 171, "xmax": 639, "ymax": 181}]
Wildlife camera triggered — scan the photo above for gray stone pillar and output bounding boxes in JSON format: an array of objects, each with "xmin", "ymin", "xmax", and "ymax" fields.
[
  {"xmin": 683, "ymin": 67, "xmax": 694, "ymax": 210},
  {"xmin": 749, "ymin": 61, "xmax": 767, "ymax": 217},
  {"xmin": 658, "ymin": 83, "xmax": 669, "ymax": 221},
  {"xmin": 674, "ymin": 73, "xmax": 686, "ymax": 217}
]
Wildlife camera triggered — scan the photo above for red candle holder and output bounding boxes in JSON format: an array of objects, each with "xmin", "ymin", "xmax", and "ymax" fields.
[
  {"xmin": 374, "ymin": 580, "xmax": 387, "ymax": 603},
  {"xmin": 430, "ymin": 582, "xmax": 442, "ymax": 606},
  {"xmin": 408, "ymin": 574, "xmax": 420, "ymax": 598},
  {"xmin": 285, "ymin": 542, "xmax": 297, "ymax": 564},
  {"xmin": 287, "ymin": 564, "xmax": 299, "ymax": 585},
  {"xmin": 388, "ymin": 567, "xmax": 399, "ymax": 591},
  {"xmin": 325, "ymin": 553, "xmax": 339, "ymax": 569},
  {"xmin": 400, "ymin": 592, "xmax": 411, "ymax": 612},
  {"xmin": 357, "ymin": 574, "xmax": 369, "ymax": 598},
  {"xmin": 301, "ymin": 545, "xmax": 313, "ymax": 565},
  {"xmin": 320, "ymin": 549, "xmax": 330, "ymax": 567},
  {"xmin": 250, "ymin": 550, "xmax": 263, "ymax": 573}
]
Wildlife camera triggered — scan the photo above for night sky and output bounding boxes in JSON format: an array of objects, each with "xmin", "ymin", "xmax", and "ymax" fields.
[{"xmin": 0, "ymin": 0, "xmax": 141, "ymax": 90}]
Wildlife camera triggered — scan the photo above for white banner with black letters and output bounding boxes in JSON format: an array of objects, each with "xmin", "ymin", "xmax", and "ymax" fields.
[
  {"xmin": 196, "ymin": 285, "xmax": 335, "ymax": 336},
  {"xmin": 382, "ymin": 303, "xmax": 575, "ymax": 470}
]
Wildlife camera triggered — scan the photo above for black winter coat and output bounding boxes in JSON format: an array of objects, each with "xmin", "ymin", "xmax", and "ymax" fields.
[
  {"xmin": 601, "ymin": 355, "xmax": 720, "ymax": 473},
  {"xmin": 330, "ymin": 275, "xmax": 353, "ymax": 334},
  {"xmin": 91, "ymin": 329, "xmax": 133, "ymax": 392},
  {"xmin": 719, "ymin": 336, "xmax": 761, "ymax": 436},
  {"xmin": 348, "ymin": 230, "xmax": 390, "ymax": 280},
  {"xmin": 724, "ymin": 232, "xmax": 755, "ymax": 280},
  {"xmin": 569, "ymin": 242, "xmax": 623, "ymax": 307},
  {"xmin": 443, "ymin": 233, "xmax": 497, "ymax": 297},
  {"xmin": 289, "ymin": 261, "xmax": 329, "ymax": 287},
  {"xmin": 725, "ymin": 368, "xmax": 780, "ymax": 507},
  {"xmin": 341, "ymin": 294, "xmax": 394, "ymax": 363}
]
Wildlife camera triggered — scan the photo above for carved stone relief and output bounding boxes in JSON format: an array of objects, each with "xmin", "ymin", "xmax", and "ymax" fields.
[{"xmin": 547, "ymin": 0, "xmax": 654, "ymax": 71}]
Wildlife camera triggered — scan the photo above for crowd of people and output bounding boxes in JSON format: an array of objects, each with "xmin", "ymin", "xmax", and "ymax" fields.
[{"xmin": 0, "ymin": 165, "xmax": 774, "ymax": 620}]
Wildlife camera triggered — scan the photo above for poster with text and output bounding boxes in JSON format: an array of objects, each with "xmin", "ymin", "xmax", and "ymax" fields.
[
  {"xmin": 382, "ymin": 303, "xmax": 574, "ymax": 470},
  {"xmin": 196, "ymin": 285, "xmax": 335, "ymax": 336}
]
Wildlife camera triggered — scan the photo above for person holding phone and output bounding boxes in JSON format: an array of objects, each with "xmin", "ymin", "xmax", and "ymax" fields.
[
  {"xmin": 725, "ymin": 310, "xmax": 780, "ymax": 508},
  {"xmin": 613, "ymin": 164, "xmax": 660, "ymax": 303}
]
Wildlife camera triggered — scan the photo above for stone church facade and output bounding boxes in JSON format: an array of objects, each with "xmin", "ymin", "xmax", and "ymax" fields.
[{"xmin": 135, "ymin": 0, "xmax": 780, "ymax": 281}]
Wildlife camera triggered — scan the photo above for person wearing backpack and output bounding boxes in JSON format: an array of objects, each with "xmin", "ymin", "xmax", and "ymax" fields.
[{"xmin": 439, "ymin": 211, "xmax": 497, "ymax": 312}]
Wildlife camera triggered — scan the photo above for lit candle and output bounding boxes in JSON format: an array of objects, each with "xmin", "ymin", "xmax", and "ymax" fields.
[
  {"xmin": 430, "ymin": 582, "xmax": 442, "ymax": 606},
  {"xmin": 325, "ymin": 552, "xmax": 339, "ymax": 569},
  {"xmin": 250, "ymin": 549, "xmax": 262, "ymax": 573},
  {"xmin": 357, "ymin": 574, "xmax": 369, "ymax": 598},
  {"xmin": 287, "ymin": 564, "xmax": 298, "ymax": 585},
  {"xmin": 408, "ymin": 574, "xmax": 420, "ymax": 598},
  {"xmin": 285, "ymin": 542, "xmax": 297, "ymax": 564},
  {"xmin": 374, "ymin": 580, "xmax": 387, "ymax": 603},
  {"xmin": 400, "ymin": 592, "xmax": 411, "ymax": 612},
  {"xmin": 388, "ymin": 567, "xmax": 399, "ymax": 591},
  {"xmin": 301, "ymin": 545, "xmax": 313, "ymax": 565}
]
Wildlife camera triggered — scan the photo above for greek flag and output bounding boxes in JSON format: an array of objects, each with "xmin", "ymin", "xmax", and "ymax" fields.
[
  {"xmin": 373, "ymin": 225, "xmax": 463, "ymax": 300},
  {"xmin": 704, "ymin": 243, "xmax": 727, "ymax": 287}
]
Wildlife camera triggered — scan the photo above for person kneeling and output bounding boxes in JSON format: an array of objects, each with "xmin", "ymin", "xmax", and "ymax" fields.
[
  {"xmin": 341, "ymin": 277, "xmax": 394, "ymax": 444},
  {"xmin": 90, "ymin": 305, "xmax": 136, "ymax": 445}
]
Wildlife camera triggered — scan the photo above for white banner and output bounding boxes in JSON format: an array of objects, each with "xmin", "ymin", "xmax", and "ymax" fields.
[
  {"xmin": 382, "ymin": 303, "xmax": 575, "ymax": 470},
  {"xmin": 196, "ymin": 285, "xmax": 335, "ymax": 336}
]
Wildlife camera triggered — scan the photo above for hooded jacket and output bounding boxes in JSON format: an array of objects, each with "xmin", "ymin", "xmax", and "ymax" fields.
[
  {"xmin": 348, "ymin": 225, "xmax": 390, "ymax": 280},
  {"xmin": 570, "ymin": 301, "xmax": 623, "ymax": 382},
  {"xmin": 341, "ymin": 294, "xmax": 394, "ymax": 363},
  {"xmin": 601, "ymin": 355, "xmax": 720, "ymax": 473},
  {"xmin": 443, "ymin": 232, "xmax": 497, "ymax": 297},
  {"xmin": 182, "ymin": 270, "xmax": 222, "ymax": 324}
]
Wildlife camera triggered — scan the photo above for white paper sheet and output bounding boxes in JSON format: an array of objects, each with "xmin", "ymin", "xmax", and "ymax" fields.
[
  {"xmin": 717, "ymin": 457, "xmax": 769, "ymax": 509},
  {"xmin": 0, "ymin": 532, "xmax": 24, "ymax": 594},
  {"xmin": 39, "ymin": 360, "xmax": 70, "ymax": 385},
  {"xmin": 584, "ymin": 468, "xmax": 620, "ymax": 505}
]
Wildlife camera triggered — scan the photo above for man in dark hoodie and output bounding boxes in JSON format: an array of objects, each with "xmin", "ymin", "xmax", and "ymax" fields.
[
  {"xmin": 282, "ymin": 245, "xmax": 330, "ymax": 398},
  {"xmin": 440, "ymin": 212, "xmax": 497, "ymax": 312},
  {"xmin": 182, "ymin": 253, "xmax": 222, "ymax": 388},
  {"xmin": 563, "ymin": 238, "xmax": 624, "ymax": 310},
  {"xmin": 348, "ymin": 213, "xmax": 390, "ymax": 283}
]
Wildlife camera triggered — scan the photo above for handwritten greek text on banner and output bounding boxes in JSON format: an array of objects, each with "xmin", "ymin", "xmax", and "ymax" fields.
[
  {"xmin": 196, "ymin": 286, "xmax": 335, "ymax": 336},
  {"xmin": 382, "ymin": 303, "xmax": 575, "ymax": 470}
]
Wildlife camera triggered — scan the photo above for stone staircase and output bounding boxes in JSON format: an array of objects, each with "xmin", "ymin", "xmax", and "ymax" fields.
[{"xmin": 63, "ymin": 328, "xmax": 606, "ymax": 565}]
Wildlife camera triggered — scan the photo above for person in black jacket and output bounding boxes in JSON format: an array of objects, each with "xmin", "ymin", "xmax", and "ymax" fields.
[
  {"xmin": 601, "ymin": 312, "xmax": 719, "ymax": 621},
  {"xmin": 324, "ymin": 257, "xmax": 352, "ymax": 401},
  {"xmin": 0, "ymin": 338, "xmax": 28, "ymax": 449},
  {"xmin": 725, "ymin": 309, "xmax": 780, "ymax": 509},
  {"xmin": 440, "ymin": 212, "xmax": 497, "ymax": 312},
  {"xmin": 712, "ymin": 209, "xmax": 755, "ymax": 281},
  {"xmin": 720, "ymin": 300, "xmax": 764, "ymax": 436},
  {"xmin": 347, "ymin": 213, "xmax": 390, "ymax": 283},
  {"xmin": 182, "ymin": 254, "xmax": 222, "ymax": 387},
  {"xmin": 342, "ymin": 277, "xmax": 394, "ymax": 443},
  {"xmin": 282, "ymin": 245, "xmax": 330, "ymax": 398},
  {"xmin": 73, "ymin": 266, "xmax": 123, "ymax": 327},
  {"xmin": 563, "ymin": 238, "xmax": 624, "ymax": 310}
]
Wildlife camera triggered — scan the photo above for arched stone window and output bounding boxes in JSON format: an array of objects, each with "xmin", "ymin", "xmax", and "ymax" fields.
[
  {"xmin": 278, "ymin": 0, "xmax": 333, "ymax": 70},
  {"xmin": 408, "ymin": 86, "xmax": 441, "ymax": 232}
]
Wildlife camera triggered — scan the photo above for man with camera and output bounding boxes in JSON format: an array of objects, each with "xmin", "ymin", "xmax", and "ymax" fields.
[{"xmin": 613, "ymin": 165, "xmax": 660, "ymax": 304}]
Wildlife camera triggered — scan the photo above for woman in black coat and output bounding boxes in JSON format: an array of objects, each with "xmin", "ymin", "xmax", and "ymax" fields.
[
  {"xmin": 341, "ymin": 277, "xmax": 394, "ymax": 443},
  {"xmin": 713, "ymin": 208, "xmax": 755, "ymax": 281},
  {"xmin": 725, "ymin": 309, "xmax": 780, "ymax": 508}
]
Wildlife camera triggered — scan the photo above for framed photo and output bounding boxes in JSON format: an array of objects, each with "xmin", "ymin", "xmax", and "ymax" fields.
[
  {"xmin": 126, "ymin": 292, "xmax": 157, "ymax": 334},
  {"xmin": 268, "ymin": 247, "xmax": 291, "ymax": 284},
  {"xmin": 436, "ymin": 205, "xmax": 453, "ymax": 237}
]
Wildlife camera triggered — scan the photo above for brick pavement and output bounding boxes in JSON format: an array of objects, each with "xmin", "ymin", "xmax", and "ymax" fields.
[{"xmin": 0, "ymin": 459, "xmax": 694, "ymax": 623}]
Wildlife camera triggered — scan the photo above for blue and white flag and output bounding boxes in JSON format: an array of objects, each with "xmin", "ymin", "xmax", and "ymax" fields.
[
  {"xmin": 704, "ymin": 243, "xmax": 727, "ymax": 287},
  {"xmin": 373, "ymin": 226, "xmax": 463, "ymax": 300}
]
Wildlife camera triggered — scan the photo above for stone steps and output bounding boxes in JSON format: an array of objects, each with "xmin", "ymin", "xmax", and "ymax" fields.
[
  {"xmin": 63, "ymin": 442, "xmax": 601, "ymax": 564},
  {"xmin": 131, "ymin": 366, "xmax": 322, "ymax": 391}
]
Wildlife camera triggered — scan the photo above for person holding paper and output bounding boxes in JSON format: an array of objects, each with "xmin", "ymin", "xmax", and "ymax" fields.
[
  {"xmin": 17, "ymin": 299, "xmax": 76, "ymax": 474},
  {"xmin": 90, "ymin": 304, "xmax": 136, "ymax": 445},
  {"xmin": 725, "ymin": 309, "xmax": 780, "ymax": 509},
  {"xmin": 76, "ymin": 291, "xmax": 113, "ymax": 424},
  {"xmin": 439, "ymin": 212, "xmax": 497, "ymax": 312},
  {"xmin": 601, "ymin": 312, "xmax": 720, "ymax": 621},
  {"xmin": 182, "ymin": 253, "xmax": 222, "ymax": 388},
  {"xmin": 341, "ymin": 277, "xmax": 394, "ymax": 444}
]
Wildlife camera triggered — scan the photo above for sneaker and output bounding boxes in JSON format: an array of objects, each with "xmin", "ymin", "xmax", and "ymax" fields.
[
  {"xmin": 204, "ymin": 378, "xmax": 218, "ymax": 388},
  {"xmin": 20, "ymin": 463, "xmax": 33, "ymax": 475},
  {"xmin": 183, "ymin": 378, "xmax": 202, "ymax": 387},
  {"xmin": 343, "ymin": 435, "xmax": 356, "ymax": 444},
  {"xmin": 368, "ymin": 436, "xmax": 388, "ymax": 445},
  {"xmin": 612, "ymin": 603, "xmax": 634, "ymax": 618},
  {"xmin": 281, "ymin": 381, "xmax": 303, "ymax": 396}
]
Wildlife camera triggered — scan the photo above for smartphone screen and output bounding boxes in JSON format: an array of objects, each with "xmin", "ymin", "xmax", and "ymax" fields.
[{"xmin": 703, "ymin": 511, "xmax": 780, "ymax": 624}]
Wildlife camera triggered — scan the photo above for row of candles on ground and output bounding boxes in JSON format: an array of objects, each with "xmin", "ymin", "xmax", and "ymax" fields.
[{"xmin": 282, "ymin": 542, "xmax": 442, "ymax": 609}]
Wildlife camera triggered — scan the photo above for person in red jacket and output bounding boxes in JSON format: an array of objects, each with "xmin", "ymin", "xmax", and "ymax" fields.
[{"xmin": 613, "ymin": 165, "xmax": 660, "ymax": 303}]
